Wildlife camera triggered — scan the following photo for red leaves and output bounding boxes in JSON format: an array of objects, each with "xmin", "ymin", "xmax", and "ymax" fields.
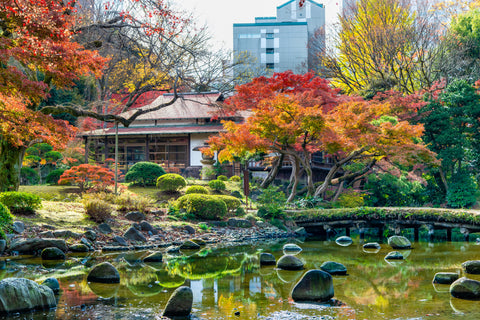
[{"xmin": 58, "ymin": 164, "xmax": 116, "ymax": 192}]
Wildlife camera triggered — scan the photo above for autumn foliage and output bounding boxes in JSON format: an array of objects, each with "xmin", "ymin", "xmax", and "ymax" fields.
[{"xmin": 58, "ymin": 164, "xmax": 116, "ymax": 192}]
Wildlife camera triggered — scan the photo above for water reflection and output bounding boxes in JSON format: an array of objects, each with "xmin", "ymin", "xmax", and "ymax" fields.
[{"xmin": 2, "ymin": 240, "xmax": 480, "ymax": 319}]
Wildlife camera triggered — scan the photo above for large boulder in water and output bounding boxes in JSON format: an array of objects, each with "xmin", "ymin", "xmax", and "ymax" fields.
[
  {"xmin": 0, "ymin": 278, "xmax": 56, "ymax": 314},
  {"xmin": 41, "ymin": 247, "xmax": 66, "ymax": 260},
  {"xmin": 320, "ymin": 261, "xmax": 347, "ymax": 275},
  {"xmin": 87, "ymin": 262, "xmax": 120, "ymax": 283},
  {"xmin": 7, "ymin": 238, "xmax": 67, "ymax": 254},
  {"xmin": 291, "ymin": 269, "xmax": 334, "ymax": 302},
  {"xmin": 433, "ymin": 272, "xmax": 459, "ymax": 285},
  {"xmin": 162, "ymin": 286, "xmax": 193, "ymax": 318},
  {"xmin": 387, "ymin": 236, "xmax": 411, "ymax": 249},
  {"xmin": 450, "ymin": 277, "xmax": 480, "ymax": 299},
  {"xmin": 462, "ymin": 260, "xmax": 480, "ymax": 274},
  {"xmin": 277, "ymin": 255, "xmax": 304, "ymax": 271}
]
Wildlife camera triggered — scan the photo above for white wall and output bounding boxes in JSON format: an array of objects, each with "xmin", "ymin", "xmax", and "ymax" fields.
[{"xmin": 190, "ymin": 133, "xmax": 216, "ymax": 166}]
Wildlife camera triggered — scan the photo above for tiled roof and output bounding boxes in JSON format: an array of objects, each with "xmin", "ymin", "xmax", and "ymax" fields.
[
  {"xmin": 120, "ymin": 92, "xmax": 228, "ymax": 120},
  {"xmin": 83, "ymin": 124, "xmax": 225, "ymax": 137}
]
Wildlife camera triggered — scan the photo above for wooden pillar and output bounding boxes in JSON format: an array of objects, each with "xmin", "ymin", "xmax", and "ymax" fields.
[
  {"xmin": 84, "ymin": 136, "xmax": 89, "ymax": 163},
  {"xmin": 104, "ymin": 135, "xmax": 108, "ymax": 162},
  {"xmin": 345, "ymin": 227, "xmax": 351, "ymax": 237},
  {"xmin": 446, "ymin": 228, "xmax": 452, "ymax": 242},
  {"xmin": 461, "ymin": 228, "xmax": 470, "ymax": 242},
  {"xmin": 357, "ymin": 223, "xmax": 365, "ymax": 240},
  {"xmin": 145, "ymin": 134, "xmax": 149, "ymax": 162},
  {"xmin": 324, "ymin": 225, "xmax": 335, "ymax": 239},
  {"xmin": 414, "ymin": 227, "xmax": 419, "ymax": 242}
]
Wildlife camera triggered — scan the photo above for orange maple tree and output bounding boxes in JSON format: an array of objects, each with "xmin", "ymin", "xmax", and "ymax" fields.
[
  {"xmin": 208, "ymin": 72, "xmax": 435, "ymax": 201},
  {"xmin": 58, "ymin": 164, "xmax": 116, "ymax": 193},
  {"xmin": 0, "ymin": 0, "xmax": 106, "ymax": 191}
]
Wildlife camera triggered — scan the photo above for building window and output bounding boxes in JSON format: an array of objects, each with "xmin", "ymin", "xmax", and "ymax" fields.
[
  {"xmin": 266, "ymin": 48, "xmax": 274, "ymax": 54},
  {"xmin": 239, "ymin": 34, "xmax": 261, "ymax": 39},
  {"xmin": 266, "ymin": 63, "xmax": 274, "ymax": 69},
  {"xmin": 266, "ymin": 33, "xmax": 274, "ymax": 39}
]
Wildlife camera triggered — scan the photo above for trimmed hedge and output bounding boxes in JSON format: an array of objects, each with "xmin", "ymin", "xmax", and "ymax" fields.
[
  {"xmin": 176, "ymin": 194, "xmax": 227, "ymax": 220},
  {"xmin": 157, "ymin": 174, "xmax": 186, "ymax": 192},
  {"xmin": 185, "ymin": 185, "xmax": 209, "ymax": 195},
  {"xmin": 46, "ymin": 168, "xmax": 65, "ymax": 185},
  {"xmin": 125, "ymin": 162, "xmax": 166, "ymax": 186},
  {"xmin": 0, "ymin": 191, "xmax": 42, "ymax": 215},
  {"xmin": 217, "ymin": 175, "xmax": 228, "ymax": 181},
  {"xmin": 208, "ymin": 179, "xmax": 226, "ymax": 192},
  {"xmin": 216, "ymin": 195, "xmax": 242, "ymax": 213},
  {"xmin": 229, "ymin": 175, "xmax": 241, "ymax": 182},
  {"xmin": 289, "ymin": 207, "xmax": 480, "ymax": 225}
]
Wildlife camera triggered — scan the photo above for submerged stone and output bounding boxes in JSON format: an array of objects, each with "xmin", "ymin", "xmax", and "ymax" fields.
[{"xmin": 291, "ymin": 269, "xmax": 334, "ymax": 302}]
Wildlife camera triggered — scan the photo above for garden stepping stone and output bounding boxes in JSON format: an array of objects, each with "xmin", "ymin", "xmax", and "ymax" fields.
[
  {"xmin": 450, "ymin": 277, "xmax": 480, "ymax": 299},
  {"xmin": 41, "ymin": 247, "xmax": 66, "ymax": 260},
  {"xmin": 162, "ymin": 286, "xmax": 193, "ymax": 318},
  {"xmin": 388, "ymin": 236, "xmax": 411, "ymax": 249},
  {"xmin": 335, "ymin": 236, "xmax": 353, "ymax": 246},
  {"xmin": 363, "ymin": 242, "xmax": 381, "ymax": 249},
  {"xmin": 283, "ymin": 243, "xmax": 302, "ymax": 253},
  {"xmin": 385, "ymin": 251, "xmax": 404, "ymax": 260},
  {"xmin": 87, "ymin": 262, "xmax": 120, "ymax": 283},
  {"xmin": 433, "ymin": 272, "xmax": 459, "ymax": 285},
  {"xmin": 260, "ymin": 253, "xmax": 276, "ymax": 266},
  {"xmin": 320, "ymin": 261, "xmax": 347, "ymax": 275},
  {"xmin": 462, "ymin": 260, "xmax": 480, "ymax": 274},
  {"xmin": 277, "ymin": 255, "xmax": 304, "ymax": 270},
  {"xmin": 291, "ymin": 270, "xmax": 334, "ymax": 302}
]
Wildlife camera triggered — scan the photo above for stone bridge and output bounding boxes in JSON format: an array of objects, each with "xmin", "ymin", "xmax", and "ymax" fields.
[{"xmin": 290, "ymin": 208, "xmax": 480, "ymax": 242}]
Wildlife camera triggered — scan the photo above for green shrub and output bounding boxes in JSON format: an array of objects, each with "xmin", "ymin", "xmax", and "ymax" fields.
[
  {"xmin": 230, "ymin": 190, "xmax": 243, "ymax": 199},
  {"xmin": 45, "ymin": 168, "xmax": 65, "ymax": 185},
  {"xmin": 157, "ymin": 174, "xmax": 186, "ymax": 193},
  {"xmin": 20, "ymin": 167, "xmax": 39, "ymax": 185},
  {"xmin": 256, "ymin": 185, "xmax": 286, "ymax": 219},
  {"xmin": 176, "ymin": 194, "xmax": 227, "ymax": 220},
  {"xmin": 125, "ymin": 162, "xmax": 166, "ymax": 186},
  {"xmin": 0, "ymin": 191, "xmax": 42, "ymax": 215},
  {"xmin": 229, "ymin": 175, "xmax": 241, "ymax": 182},
  {"xmin": 447, "ymin": 171, "xmax": 478, "ymax": 208},
  {"xmin": 0, "ymin": 202, "xmax": 13, "ymax": 234},
  {"xmin": 235, "ymin": 206, "xmax": 246, "ymax": 216},
  {"xmin": 217, "ymin": 175, "xmax": 228, "ymax": 181},
  {"xmin": 336, "ymin": 189, "xmax": 365, "ymax": 208},
  {"xmin": 216, "ymin": 195, "xmax": 242, "ymax": 213},
  {"xmin": 185, "ymin": 185, "xmax": 209, "ymax": 195},
  {"xmin": 208, "ymin": 179, "xmax": 226, "ymax": 192},
  {"xmin": 115, "ymin": 192, "xmax": 154, "ymax": 212},
  {"xmin": 364, "ymin": 173, "xmax": 426, "ymax": 207},
  {"xmin": 82, "ymin": 198, "xmax": 113, "ymax": 222},
  {"xmin": 0, "ymin": 229, "xmax": 5, "ymax": 240}
]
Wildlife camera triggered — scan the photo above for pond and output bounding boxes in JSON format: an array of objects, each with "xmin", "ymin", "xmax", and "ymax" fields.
[{"xmin": 1, "ymin": 238, "xmax": 480, "ymax": 320}]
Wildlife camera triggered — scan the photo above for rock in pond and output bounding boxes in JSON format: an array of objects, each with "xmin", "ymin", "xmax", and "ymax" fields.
[
  {"xmin": 123, "ymin": 227, "xmax": 147, "ymax": 242},
  {"xmin": 277, "ymin": 255, "xmax": 304, "ymax": 271},
  {"xmin": 320, "ymin": 261, "xmax": 347, "ymax": 275},
  {"xmin": 335, "ymin": 236, "xmax": 353, "ymax": 246},
  {"xmin": 41, "ymin": 247, "xmax": 66, "ymax": 260},
  {"xmin": 87, "ymin": 262, "xmax": 120, "ymax": 283},
  {"xmin": 8, "ymin": 238, "xmax": 67, "ymax": 254},
  {"xmin": 162, "ymin": 286, "xmax": 193, "ymax": 318},
  {"xmin": 385, "ymin": 251, "xmax": 404, "ymax": 260},
  {"xmin": 0, "ymin": 278, "xmax": 56, "ymax": 314},
  {"xmin": 125, "ymin": 211, "xmax": 146, "ymax": 222},
  {"xmin": 363, "ymin": 242, "xmax": 381, "ymax": 249},
  {"xmin": 260, "ymin": 253, "xmax": 276, "ymax": 266},
  {"xmin": 180, "ymin": 240, "xmax": 201, "ymax": 250},
  {"xmin": 69, "ymin": 243, "xmax": 89, "ymax": 253},
  {"xmin": 283, "ymin": 243, "xmax": 302, "ymax": 253},
  {"xmin": 291, "ymin": 269, "xmax": 334, "ymax": 302},
  {"xmin": 143, "ymin": 251, "xmax": 163, "ymax": 263},
  {"xmin": 42, "ymin": 278, "xmax": 60, "ymax": 294},
  {"xmin": 388, "ymin": 236, "xmax": 411, "ymax": 249},
  {"xmin": 450, "ymin": 277, "xmax": 480, "ymax": 299},
  {"xmin": 462, "ymin": 260, "xmax": 480, "ymax": 274},
  {"xmin": 433, "ymin": 272, "xmax": 459, "ymax": 285}
]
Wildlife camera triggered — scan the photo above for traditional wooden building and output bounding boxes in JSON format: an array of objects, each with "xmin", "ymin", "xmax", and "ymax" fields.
[{"xmin": 82, "ymin": 92, "xmax": 244, "ymax": 175}]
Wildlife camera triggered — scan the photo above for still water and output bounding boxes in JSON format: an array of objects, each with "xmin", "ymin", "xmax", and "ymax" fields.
[{"xmin": 1, "ymin": 239, "xmax": 480, "ymax": 320}]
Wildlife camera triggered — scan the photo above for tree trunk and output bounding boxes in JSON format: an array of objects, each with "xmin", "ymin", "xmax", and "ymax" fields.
[
  {"xmin": 287, "ymin": 156, "xmax": 301, "ymax": 202},
  {"xmin": 332, "ymin": 181, "xmax": 345, "ymax": 202},
  {"xmin": 260, "ymin": 154, "xmax": 283, "ymax": 188},
  {"xmin": 0, "ymin": 138, "xmax": 26, "ymax": 192}
]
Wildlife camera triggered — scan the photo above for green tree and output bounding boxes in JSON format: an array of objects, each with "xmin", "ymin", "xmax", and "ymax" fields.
[
  {"xmin": 23, "ymin": 143, "xmax": 63, "ymax": 185},
  {"xmin": 419, "ymin": 80, "xmax": 480, "ymax": 201}
]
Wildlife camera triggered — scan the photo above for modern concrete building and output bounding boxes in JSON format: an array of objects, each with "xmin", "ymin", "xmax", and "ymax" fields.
[{"xmin": 233, "ymin": 0, "xmax": 325, "ymax": 75}]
